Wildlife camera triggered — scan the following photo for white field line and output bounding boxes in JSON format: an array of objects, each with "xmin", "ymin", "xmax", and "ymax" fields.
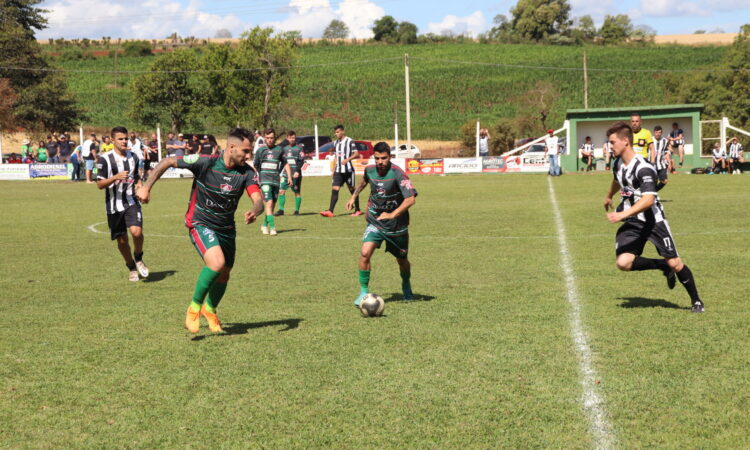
[{"xmin": 547, "ymin": 177, "xmax": 616, "ymax": 449}]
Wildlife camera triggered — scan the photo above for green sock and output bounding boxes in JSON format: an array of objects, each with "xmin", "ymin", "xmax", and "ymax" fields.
[
  {"xmin": 205, "ymin": 281, "xmax": 228, "ymax": 313},
  {"xmin": 278, "ymin": 194, "xmax": 286, "ymax": 211},
  {"xmin": 294, "ymin": 196, "xmax": 302, "ymax": 212},
  {"xmin": 358, "ymin": 269, "xmax": 370, "ymax": 293},
  {"xmin": 401, "ymin": 271, "xmax": 412, "ymax": 296},
  {"xmin": 267, "ymin": 215, "xmax": 275, "ymax": 229},
  {"xmin": 191, "ymin": 266, "xmax": 221, "ymax": 308}
]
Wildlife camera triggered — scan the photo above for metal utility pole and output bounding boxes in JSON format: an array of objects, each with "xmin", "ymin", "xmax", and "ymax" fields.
[
  {"xmin": 404, "ymin": 54, "xmax": 412, "ymax": 154},
  {"xmin": 394, "ymin": 101, "xmax": 399, "ymax": 149},
  {"xmin": 583, "ymin": 51, "xmax": 589, "ymax": 109}
]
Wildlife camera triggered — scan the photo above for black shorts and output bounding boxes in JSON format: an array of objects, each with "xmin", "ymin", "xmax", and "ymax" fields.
[
  {"xmin": 107, "ymin": 204, "xmax": 143, "ymax": 240},
  {"xmin": 657, "ymin": 168, "xmax": 668, "ymax": 181},
  {"xmin": 332, "ymin": 171, "xmax": 355, "ymax": 188},
  {"xmin": 615, "ymin": 220, "xmax": 678, "ymax": 259}
]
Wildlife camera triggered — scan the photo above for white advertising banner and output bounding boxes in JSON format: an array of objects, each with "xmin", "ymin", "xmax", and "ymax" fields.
[
  {"xmin": 520, "ymin": 152, "xmax": 550, "ymax": 173},
  {"xmin": 443, "ymin": 158, "xmax": 482, "ymax": 174},
  {"xmin": 301, "ymin": 160, "xmax": 331, "ymax": 177},
  {"xmin": 161, "ymin": 168, "xmax": 194, "ymax": 179},
  {"xmin": 0, "ymin": 164, "xmax": 30, "ymax": 180}
]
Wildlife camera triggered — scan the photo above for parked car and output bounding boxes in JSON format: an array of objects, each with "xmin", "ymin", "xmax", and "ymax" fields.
[
  {"xmin": 390, "ymin": 144, "xmax": 421, "ymax": 159},
  {"xmin": 291, "ymin": 135, "xmax": 332, "ymax": 159}
]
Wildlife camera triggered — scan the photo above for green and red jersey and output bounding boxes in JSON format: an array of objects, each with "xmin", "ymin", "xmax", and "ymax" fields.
[
  {"xmin": 283, "ymin": 144, "xmax": 305, "ymax": 175},
  {"xmin": 363, "ymin": 163, "xmax": 417, "ymax": 236},
  {"xmin": 253, "ymin": 144, "xmax": 287, "ymax": 186},
  {"xmin": 177, "ymin": 152, "xmax": 260, "ymax": 232}
]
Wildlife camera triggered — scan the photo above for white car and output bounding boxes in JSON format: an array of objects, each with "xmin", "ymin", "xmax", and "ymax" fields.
[{"xmin": 390, "ymin": 144, "xmax": 421, "ymax": 159}]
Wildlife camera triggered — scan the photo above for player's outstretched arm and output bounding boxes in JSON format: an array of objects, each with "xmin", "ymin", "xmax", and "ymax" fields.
[
  {"xmin": 136, "ymin": 157, "xmax": 178, "ymax": 203},
  {"xmin": 346, "ymin": 178, "xmax": 368, "ymax": 211}
]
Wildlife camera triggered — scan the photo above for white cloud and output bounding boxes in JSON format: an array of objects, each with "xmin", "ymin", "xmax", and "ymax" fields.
[
  {"xmin": 426, "ymin": 11, "xmax": 486, "ymax": 37},
  {"xmin": 704, "ymin": 0, "xmax": 750, "ymax": 11},
  {"xmin": 637, "ymin": 0, "xmax": 709, "ymax": 17},
  {"xmin": 38, "ymin": 0, "xmax": 245, "ymax": 39},
  {"xmin": 263, "ymin": 0, "xmax": 385, "ymax": 38},
  {"xmin": 569, "ymin": 0, "xmax": 615, "ymax": 21}
]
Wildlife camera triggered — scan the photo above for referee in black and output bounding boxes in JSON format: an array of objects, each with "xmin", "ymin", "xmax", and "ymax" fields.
[
  {"xmin": 320, "ymin": 124, "xmax": 362, "ymax": 217},
  {"xmin": 96, "ymin": 126, "xmax": 150, "ymax": 282}
]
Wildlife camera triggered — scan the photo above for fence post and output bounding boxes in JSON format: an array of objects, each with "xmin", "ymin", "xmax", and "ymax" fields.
[
  {"xmin": 475, "ymin": 120, "xmax": 480, "ymax": 158},
  {"xmin": 79, "ymin": 125, "xmax": 84, "ymax": 152},
  {"xmin": 394, "ymin": 123, "xmax": 399, "ymax": 150},
  {"xmin": 314, "ymin": 122, "xmax": 319, "ymax": 159},
  {"xmin": 0, "ymin": 133, "xmax": 4, "ymax": 164},
  {"xmin": 157, "ymin": 125, "xmax": 162, "ymax": 161}
]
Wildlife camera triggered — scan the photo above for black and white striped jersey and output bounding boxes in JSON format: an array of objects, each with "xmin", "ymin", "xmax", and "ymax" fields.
[
  {"xmin": 652, "ymin": 137, "xmax": 670, "ymax": 171},
  {"xmin": 729, "ymin": 142, "xmax": 744, "ymax": 159},
  {"xmin": 333, "ymin": 136, "xmax": 357, "ymax": 173},
  {"xmin": 580, "ymin": 143, "xmax": 594, "ymax": 155},
  {"xmin": 97, "ymin": 150, "xmax": 140, "ymax": 214},
  {"xmin": 613, "ymin": 154, "xmax": 665, "ymax": 224}
]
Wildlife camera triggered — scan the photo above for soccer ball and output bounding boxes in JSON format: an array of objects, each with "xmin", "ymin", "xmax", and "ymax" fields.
[{"xmin": 359, "ymin": 293, "xmax": 385, "ymax": 317}]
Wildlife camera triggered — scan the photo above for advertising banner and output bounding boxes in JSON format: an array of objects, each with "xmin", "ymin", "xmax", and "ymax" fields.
[
  {"xmin": 352, "ymin": 157, "xmax": 374, "ymax": 174},
  {"xmin": 29, "ymin": 163, "xmax": 68, "ymax": 179},
  {"xmin": 0, "ymin": 164, "xmax": 30, "ymax": 180},
  {"xmin": 301, "ymin": 159, "xmax": 331, "ymax": 177},
  {"xmin": 161, "ymin": 168, "xmax": 194, "ymax": 179},
  {"xmin": 520, "ymin": 152, "xmax": 549, "ymax": 172},
  {"xmin": 444, "ymin": 158, "xmax": 482, "ymax": 174},
  {"xmin": 482, "ymin": 156, "xmax": 509, "ymax": 173},
  {"xmin": 405, "ymin": 158, "xmax": 444, "ymax": 175}
]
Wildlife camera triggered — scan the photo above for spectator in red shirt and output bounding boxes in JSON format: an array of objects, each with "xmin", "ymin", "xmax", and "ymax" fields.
[{"xmin": 7, "ymin": 153, "xmax": 23, "ymax": 164}]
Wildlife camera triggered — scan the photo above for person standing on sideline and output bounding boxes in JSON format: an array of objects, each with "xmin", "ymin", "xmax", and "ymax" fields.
[
  {"xmin": 100, "ymin": 135, "xmax": 113, "ymax": 152},
  {"xmin": 275, "ymin": 130, "xmax": 304, "ymax": 216},
  {"xmin": 96, "ymin": 126, "xmax": 149, "ymax": 282},
  {"xmin": 36, "ymin": 140, "xmax": 48, "ymax": 162},
  {"xmin": 45, "ymin": 135, "xmax": 59, "ymax": 163},
  {"xmin": 346, "ymin": 142, "xmax": 417, "ymax": 306},
  {"xmin": 253, "ymin": 130, "xmax": 265, "ymax": 156},
  {"xmin": 630, "ymin": 113, "xmax": 653, "ymax": 159},
  {"xmin": 200, "ymin": 135, "xmax": 216, "ymax": 155},
  {"xmin": 479, "ymin": 128, "xmax": 490, "ymax": 157},
  {"xmin": 544, "ymin": 129, "xmax": 561, "ymax": 176},
  {"xmin": 668, "ymin": 122, "xmax": 685, "ymax": 170},
  {"xmin": 253, "ymin": 128, "xmax": 292, "ymax": 235},
  {"xmin": 603, "ymin": 121, "xmax": 704, "ymax": 313},
  {"xmin": 136, "ymin": 128, "xmax": 263, "ymax": 334},
  {"xmin": 650, "ymin": 126, "xmax": 671, "ymax": 191},
  {"xmin": 82, "ymin": 133, "xmax": 98, "ymax": 183},
  {"xmin": 70, "ymin": 143, "xmax": 82, "ymax": 181},
  {"xmin": 320, "ymin": 124, "xmax": 362, "ymax": 217}
]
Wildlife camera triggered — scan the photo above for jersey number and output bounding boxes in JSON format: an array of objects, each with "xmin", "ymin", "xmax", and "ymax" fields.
[{"xmin": 663, "ymin": 237, "xmax": 673, "ymax": 250}]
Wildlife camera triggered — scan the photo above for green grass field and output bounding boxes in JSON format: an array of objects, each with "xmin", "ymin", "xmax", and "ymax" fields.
[
  {"xmin": 58, "ymin": 43, "xmax": 726, "ymax": 139},
  {"xmin": 1, "ymin": 172, "xmax": 748, "ymax": 447}
]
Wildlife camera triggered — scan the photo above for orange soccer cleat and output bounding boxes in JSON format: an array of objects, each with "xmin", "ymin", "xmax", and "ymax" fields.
[
  {"xmin": 185, "ymin": 305, "xmax": 201, "ymax": 333},
  {"xmin": 200, "ymin": 305, "xmax": 224, "ymax": 333}
]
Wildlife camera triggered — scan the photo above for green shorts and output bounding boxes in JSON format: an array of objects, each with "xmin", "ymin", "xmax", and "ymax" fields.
[
  {"xmin": 261, "ymin": 184, "xmax": 279, "ymax": 202},
  {"xmin": 189, "ymin": 225, "xmax": 236, "ymax": 267},
  {"xmin": 362, "ymin": 224, "xmax": 409, "ymax": 258},
  {"xmin": 280, "ymin": 174, "xmax": 302, "ymax": 193}
]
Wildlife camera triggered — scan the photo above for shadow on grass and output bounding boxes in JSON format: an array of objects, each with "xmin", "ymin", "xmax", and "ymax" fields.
[
  {"xmin": 191, "ymin": 318, "xmax": 303, "ymax": 341},
  {"xmin": 382, "ymin": 293, "xmax": 435, "ymax": 303},
  {"xmin": 618, "ymin": 297, "xmax": 689, "ymax": 310},
  {"xmin": 293, "ymin": 212, "xmax": 318, "ymax": 216},
  {"xmin": 276, "ymin": 228, "xmax": 306, "ymax": 234},
  {"xmin": 142, "ymin": 270, "xmax": 177, "ymax": 283}
]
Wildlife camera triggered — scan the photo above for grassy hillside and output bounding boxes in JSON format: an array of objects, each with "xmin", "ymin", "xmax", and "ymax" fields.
[{"xmin": 59, "ymin": 43, "xmax": 726, "ymax": 140}]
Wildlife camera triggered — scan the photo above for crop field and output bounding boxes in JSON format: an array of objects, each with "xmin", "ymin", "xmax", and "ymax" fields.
[
  {"xmin": 1, "ymin": 172, "xmax": 748, "ymax": 447},
  {"xmin": 58, "ymin": 43, "xmax": 727, "ymax": 139}
]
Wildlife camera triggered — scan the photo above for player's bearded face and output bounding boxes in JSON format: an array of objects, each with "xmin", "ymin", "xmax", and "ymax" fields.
[
  {"xmin": 229, "ymin": 139, "xmax": 252, "ymax": 166},
  {"xmin": 374, "ymin": 153, "xmax": 390, "ymax": 174},
  {"xmin": 630, "ymin": 117, "xmax": 641, "ymax": 132}
]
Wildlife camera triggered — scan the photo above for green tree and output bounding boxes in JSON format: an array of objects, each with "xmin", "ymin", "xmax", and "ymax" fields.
[
  {"xmin": 0, "ymin": 0, "xmax": 84, "ymax": 132},
  {"xmin": 372, "ymin": 15, "xmax": 398, "ymax": 41},
  {"xmin": 599, "ymin": 14, "xmax": 632, "ymax": 45},
  {"xmin": 510, "ymin": 0, "xmax": 572, "ymax": 41},
  {"xmin": 129, "ymin": 49, "xmax": 199, "ymax": 133},
  {"xmin": 571, "ymin": 15, "xmax": 596, "ymax": 42},
  {"xmin": 397, "ymin": 21, "xmax": 418, "ymax": 44},
  {"xmin": 214, "ymin": 28, "xmax": 232, "ymax": 39},
  {"xmin": 323, "ymin": 19, "xmax": 349, "ymax": 39}
]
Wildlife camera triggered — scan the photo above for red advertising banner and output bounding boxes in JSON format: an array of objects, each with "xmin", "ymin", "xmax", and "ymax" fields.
[{"xmin": 405, "ymin": 158, "xmax": 444, "ymax": 175}]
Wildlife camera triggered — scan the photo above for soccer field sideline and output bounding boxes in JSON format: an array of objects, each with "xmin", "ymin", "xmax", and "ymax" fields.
[{"xmin": 0, "ymin": 175, "xmax": 750, "ymax": 447}]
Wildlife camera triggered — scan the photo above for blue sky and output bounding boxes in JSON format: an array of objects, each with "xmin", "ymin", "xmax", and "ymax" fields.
[{"xmin": 37, "ymin": 0, "xmax": 750, "ymax": 40}]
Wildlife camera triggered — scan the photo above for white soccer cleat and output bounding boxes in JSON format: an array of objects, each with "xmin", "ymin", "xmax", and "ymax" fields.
[
  {"xmin": 270, "ymin": 228, "xmax": 277, "ymax": 236},
  {"xmin": 135, "ymin": 260, "xmax": 149, "ymax": 278},
  {"xmin": 261, "ymin": 225, "xmax": 269, "ymax": 235},
  {"xmin": 128, "ymin": 270, "xmax": 139, "ymax": 282}
]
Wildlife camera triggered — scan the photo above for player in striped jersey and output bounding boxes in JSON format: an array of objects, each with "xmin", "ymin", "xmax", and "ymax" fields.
[
  {"xmin": 711, "ymin": 142, "xmax": 727, "ymax": 174},
  {"xmin": 346, "ymin": 142, "xmax": 417, "ymax": 306},
  {"xmin": 137, "ymin": 128, "xmax": 264, "ymax": 333},
  {"xmin": 580, "ymin": 136, "xmax": 594, "ymax": 171},
  {"xmin": 603, "ymin": 121, "xmax": 704, "ymax": 313},
  {"xmin": 668, "ymin": 122, "xmax": 685, "ymax": 170},
  {"xmin": 96, "ymin": 126, "xmax": 149, "ymax": 282},
  {"xmin": 320, "ymin": 124, "xmax": 362, "ymax": 217},
  {"xmin": 275, "ymin": 130, "xmax": 305, "ymax": 216},
  {"xmin": 649, "ymin": 126, "xmax": 671, "ymax": 191},
  {"xmin": 603, "ymin": 139, "xmax": 614, "ymax": 170},
  {"xmin": 253, "ymin": 128, "xmax": 292, "ymax": 235},
  {"xmin": 726, "ymin": 136, "xmax": 744, "ymax": 174}
]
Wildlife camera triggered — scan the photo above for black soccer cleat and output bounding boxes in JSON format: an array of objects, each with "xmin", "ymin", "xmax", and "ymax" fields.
[
  {"xmin": 665, "ymin": 270, "xmax": 676, "ymax": 290},
  {"xmin": 293, "ymin": 211, "xmax": 300, "ymax": 216},
  {"xmin": 691, "ymin": 301, "xmax": 705, "ymax": 313},
  {"xmin": 274, "ymin": 210, "xmax": 284, "ymax": 216}
]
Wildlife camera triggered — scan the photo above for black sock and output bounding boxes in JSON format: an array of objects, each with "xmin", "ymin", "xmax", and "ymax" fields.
[
  {"xmin": 354, "ymin": 195, "xmax": 360, "ymax": 211},
  {"xmin": 676, "ymin": 265, "xmax": 702, "ymax": 305},
  {"xmin": 631, "ymin": 256, "xmax": 669, "ymax": 272},
  {"xmin": 656, "ymin": 181, "xmax": 665, "ymax": 191},
  {"xmin": 328, "ymin": 189, "xmax": 339, "ymax": 212},
  {"xmin": 134, "ymin": 251, "xmax": 143, "ymax": 262},
  {"xmin": 126, "ymin": 261, "xmax": 136, "ymax": 271}
]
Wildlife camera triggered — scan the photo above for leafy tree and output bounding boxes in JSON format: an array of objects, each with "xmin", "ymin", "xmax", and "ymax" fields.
[
  {"xmin": 122, "ymin": 40, "xmax": 152, "ymax": 57},
  {"xmin": 214, "ymin": 28, "xmax": 232, "ymax": 39},
  {"xmin": 510, "ymin": 0, "xmax": 572, "ymax": 41},
  {"xmin": 0, "ymin": 0, "xmax": 84, "ymax": 132},
  {"xmin": 129, "ymin": 49, "xmax": 199, "ymax": 133},
  {"xmin": 631, "ymin": 24, "xmax": 656, "ymax": 44},
  {"xmin": 694, "ymin": 30, "xmax": 706, "ymax": 34},
  {"xmin": 513, "ymin": 81, "xmax": 560, "ymax": 136},
  {"xmin": 0, "ymin": 79, "xmax": 17, "ymax": 131},
  {"xmin": 322, "ymin": 19, "xmax": 349, "ymax": 39},
  {"xmin": 372, "ymin": 15, "xmax": 398, "ymax": 41},
  {"xmin": 397, "ymin": 21, "xmax": 418, "ymax": 44},
  {"xmin": 571, "ymin": 15, "xmax": 596, "ymax": 41},
  {"xmin": 599, "ymin": 14, "xmax": 632, "ymax": 45},
  {"xmin": 484, "ymin": 14, "xmax": 515, "ymax": 42}
]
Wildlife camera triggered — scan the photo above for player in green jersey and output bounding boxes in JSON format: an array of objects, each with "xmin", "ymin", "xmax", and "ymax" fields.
[
  {"xmin": 137, "ymin": 128, "xmax": 264, "ymax": 333},
  {"xmin": 346, "ymin": 142, "xmax": 417, "ymax": 306},
  {"xmin": 275, "ymin": 130, "xmax": 305, "ymax": 216},
  {"xmin": 253, "ymin": 128, "xmax": 292, "ymax": 236}
]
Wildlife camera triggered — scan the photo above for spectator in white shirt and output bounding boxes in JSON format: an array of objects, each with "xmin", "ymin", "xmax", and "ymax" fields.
[{"xmin": 544, "ymin": 129, "xmax": 561, "ymax": 176}]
